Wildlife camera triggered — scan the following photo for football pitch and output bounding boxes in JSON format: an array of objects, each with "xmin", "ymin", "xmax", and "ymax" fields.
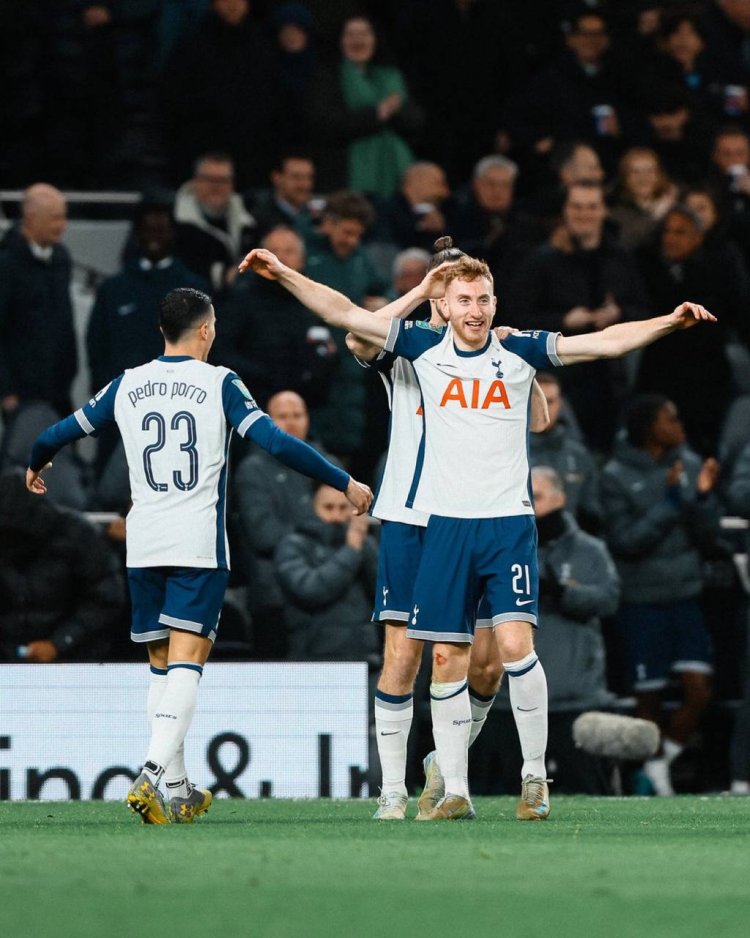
[{"xmin": 1, "ymin": 797, "xmax": 748, "ymax": 938}]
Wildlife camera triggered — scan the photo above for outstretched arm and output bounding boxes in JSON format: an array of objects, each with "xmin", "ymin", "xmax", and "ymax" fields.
[
  {"xmin": 555, "ymin": 302, "xmax": 716, "ymax": 364},
  {"xmin": 238, "ymin": 249, "xmax": 449, "ymax": 348}
]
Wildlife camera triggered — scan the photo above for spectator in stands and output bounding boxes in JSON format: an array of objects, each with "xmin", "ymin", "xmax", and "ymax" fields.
[
  {"xmin": 0, "ymin": 469, "xmax": 125, "ymax": 662},
  {"xmin": 447, "ymin": 155, "xmax": 542, "ymax": 290},
  {"xmin": 635, "ymin": 205, "xmax": 747, "ymax": 454},
  {"xmin": 174, "ymin": 152, "xmax": 258, "ymax": 291},
  {"xmin": 87, "ymin": 202, "xmax": 208, "ymax": 393},
  {"xmin": 389, "ymin": 248, "xmax": 430, "ymax": 300},
  {"xmin": 702, "ymin": 0, "xmax": 750, "ymax": 91},
  {"xmin": 380, "ymin": 162, "xmax": 451, "ymax": 251},
  {"xmin": 608, "ymin": 147, "xmax": 678, "ymax": 250},
  {"xmin": 0, "ymin": 184, "xmax": 76, "ymax": 425},
  {"xmin": 161, "ymin": 0, "xmax": 280, "ymax": 187},
  {"xmin": 519, "ymin": 140, "xmax": 606, "ymax": 235},
  {"xmin": 211, "ymin": 226, "xmax": 337, "ymax": 410},
  {"xmin": 304, "ymin": 191, "xmax": 389, "ymax": 458},
  {"xmin": 306, "ymin": 14, "xmax": 422, "ymax": 196},
  {"xmin": 530, "ymin": 466, "xmax": 618, "ymax": 707},
  {"xmin": 233, "ymin": 390, "xmax": 334, "ymax": 659},
  {"xmin": 601, "ymin": 395, "xmax": 720, "ymax": 795},
  {"xmin": 246, "ymin": 153, "xmax": 316, "ymax": 239},
  {"xmin": 641, "ymin": 84, "xmax": 712, "ymax": 185},
  {"xmin": 509, "ymin": 179, "xmax": 650, "ymax": 451},
  {"xmin": 502, "ymin": 8, "xmax": 630, "ymax": 165},
  {"xmin": 709, "ymin": 125, "xmax": 750, "ymax": 268},
  {"xmin": 529, "ymin": 372, "xmax": 602, "ymax": 532},
  {"xmin": 272, "ymin": 2, "xmax": 317, "ymax": 145},
  {"xmin": 275, "ymin": 480, "xmax": 379, "ymax": 663}
]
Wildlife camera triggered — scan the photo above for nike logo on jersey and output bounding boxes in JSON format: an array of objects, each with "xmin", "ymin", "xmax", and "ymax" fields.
[
  {"xmin": 515, "ymin": 598, "xmax": 534, "ymax": 606},
  {"xmin": 440, "ymin": 378, "xmax": 510, "ymax": 410},
  {"xmin": 516, "ymin": 706, "xmax": 538, "ymax": 712},
  {"xmin": 380, "ymin": 731, "xmax": 399, "ymax": 736},
  {"xmin": 436, "ymin": 363, "xmax": 457, "ymax": 369}
]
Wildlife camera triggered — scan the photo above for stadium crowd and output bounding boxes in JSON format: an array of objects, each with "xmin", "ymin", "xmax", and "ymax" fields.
[{"xmin": 2, "ymin": 0, "xmax": 750, "ymax": 795}]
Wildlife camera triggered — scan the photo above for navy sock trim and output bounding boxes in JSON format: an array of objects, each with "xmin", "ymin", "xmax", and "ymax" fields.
[
  {"xmin": 430, "ymin": 681, "xmax": 468, "ymax": 701},
  {"xmin": 375, "ymin": 690, "xmax": 413, "ymax": 704},
  {"xmin": 149, "ymin": 665, "xmax": 168, "ymax": 676},
  {"xmin": 468, "ymin": 685, "xmax": 496, "ymax": 703},
  {"xmin": 506, "ymin": 658, "xmax": 538, "ymax": 678},
  {"xmin": 167, "ymin": 662, "xmax": 204, "ymax": 676}
]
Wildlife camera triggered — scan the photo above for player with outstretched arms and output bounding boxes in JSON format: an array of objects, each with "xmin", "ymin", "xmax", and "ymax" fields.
[
  {"xmin": 240, "ymin": 246, "xmax": 715, "ymax": 821},
  {"xmin": 26, "ymin": 287, "xmax": 372, "ymax": 824},
  {"xmin": 337, "ymin": 237, "xmax": 548, "ymax": 821}
]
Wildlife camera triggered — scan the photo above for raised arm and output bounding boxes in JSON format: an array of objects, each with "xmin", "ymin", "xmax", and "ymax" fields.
[
  {"xmin": 238, "ymin": 249, "xmax": 450, "ymax": 349},
  {"xmin": 555, "ymin": 302, "xmax": 716, "ymax": 365}
]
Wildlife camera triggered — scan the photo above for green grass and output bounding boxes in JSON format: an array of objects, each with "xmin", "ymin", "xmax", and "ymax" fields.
[{"xmin": 0, "ymin": 797, "xmax": 748, "ymax": 938}]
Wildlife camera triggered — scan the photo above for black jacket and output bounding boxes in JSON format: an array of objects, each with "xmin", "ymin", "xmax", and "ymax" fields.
[
  {"xmin": 0, "ymin": 473, "xmax": 126, "ymax": 660},
  {"xmin": 0, "ymin": 226, "xmax": 77, "ymax": 414}
]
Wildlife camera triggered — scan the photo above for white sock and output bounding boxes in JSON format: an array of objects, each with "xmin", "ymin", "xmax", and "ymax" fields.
[
  {"xmin": 468, "ymin": 686, "xmax": 496, "ymax": 747},
  {"xmin": 145, "ymin": 663, "xmax": 202, "ymax": 776},
  {"xmin": 505, "ymin": 652, "xmax": 548, "ymax": 779},
  {"xmin": 662, "ymin": 737, "xmax": 683, "ymax": 765},
  {"xmin": 374, "ymin": 691, "xmax": 413, "ymax": 796},
  {"xmin": 148, "ymin": 666, "xmax": 189, "ymax": 797},
  {"xmin": 430, "ymin": 680, "xmax": 471, "ymax": 799}
]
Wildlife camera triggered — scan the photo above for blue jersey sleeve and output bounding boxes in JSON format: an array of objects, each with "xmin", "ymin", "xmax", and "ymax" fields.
[
  {"xmin": 248, "ymin": 416, "xmax": 350, "ymax": 492},
  {"xmin": 29, "ymin": 376, "xmax": 122, "ymax": 470},
  {"xmin": 221, "ymin": 372, "xmax": 265, "ymax": 437},
  {"xmin": 383, "ymin": 319, "xmax": 445, "ymax": 361},
  {"xmin": 501, "ymin": 330, "xmax": 562, "ymax": 370},
  {"xmin": 358, "ymin": 348, "xmax": 396, "ymax": 374}
]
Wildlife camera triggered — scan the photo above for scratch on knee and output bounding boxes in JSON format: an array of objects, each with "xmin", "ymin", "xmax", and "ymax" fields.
[{"xmin": 435, "ymin": 652, "xmax": 447, "ymax": 666}]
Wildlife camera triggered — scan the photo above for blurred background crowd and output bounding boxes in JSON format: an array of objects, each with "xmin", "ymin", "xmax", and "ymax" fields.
[{"xmin": 2, "ymin": 0, "xmax": 750, "ymax": 794}]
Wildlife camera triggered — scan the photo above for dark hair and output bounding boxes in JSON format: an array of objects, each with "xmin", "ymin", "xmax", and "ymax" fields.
[
  {"xmin": 646, "ymin": 83, "xmax": 689, "ymax": 115},
  {"xmin": 133, "ymin": 200, "xmax": 173, "ymax": 229},
  {"xmin": 273, "ymin": 150, "xmax": 315, "ymax": 172},
  {"xmin": 536, "ymin": 370, "xmax": 560, "ymax": 388},
  {"xmin": 428, "ymin": 235, "xmax": 465, "ymax": 272},
  {"xmin": 562, "ymin": 7, "xmax": 608, "ymax": 35},
  {"xmin": 658, "ymin": 11, "xmax": 705, "ymax": 43},
  {"xmin": 624, "ymin": 393, "xmax": 670, "ymax": 446},
  {"xmin": 323, "ymin": 190, "xmax": 375, "ymax": 228},
  {"xmin": 713, "ymin": 123, "xmax": 750, "ymax": 143},
  {"xmin": 662, "ymin": 203, "xmax": 705, "ymax": 233},
  {"xmin": 160, "ymin": 288, "xmax": 213, "ymax": 343},
  {"xmin": 550, "ymin": 140, "xmax": 594, "ymax": 178},
  {"xmin": 192, "ymin": 152, "xmax": 235, "ymax": 176}
]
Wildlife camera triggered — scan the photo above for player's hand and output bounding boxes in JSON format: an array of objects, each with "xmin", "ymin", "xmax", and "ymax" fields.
[
  {"xmin": 26, "ymin": 464, "xmax": 52, "ymax": 495},
  {"xmin": 668, "ymin": 302, "xmax": 716, "ymax": 330},
  {"xmin": 697, "ymin": 457, "xmax": 720, "ymax": 494},
  {"xmin": 665, "ymin": 460, "xmax": 683, "ymax": 487},
  {"xmin": 345, "ymin": 477, "xmax": 373, "ymax": 516},
  {"xmin": 419, "ymin": 261, "xmax": 455, "ymax": 300},
  {"xmin": 237, "ymin": 248, "xmax": 287, "ymax": 279},
  {"xmin": 25, "ymin": 640, "xmax": 58, "ymax": 663},
  {"xmin": 494, "ymin": 325, "xmax": 519, "ymax": 341}
]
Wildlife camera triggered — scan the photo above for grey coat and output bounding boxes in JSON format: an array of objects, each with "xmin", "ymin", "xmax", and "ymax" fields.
[
  {"xmin": 727, "ymin": 439, "xmax": 750, "ymax": 519},
  {"xmin": 601, "ymin": 440, "xmax": 721, "ymax": 604},
  {"xmin": 529, "ymin": 423, "xmax": 602, "ymax": 522},
  {"xmin": 233, "ymin": 444, "xmax": 332, "ymax": 611},
  {"xmin": 534, "ymin": 513, "xmax": 620, "ymax": 706},
  {"xmin": 275, "ymin": 516, "xmax": 379, "ymax": 662}
]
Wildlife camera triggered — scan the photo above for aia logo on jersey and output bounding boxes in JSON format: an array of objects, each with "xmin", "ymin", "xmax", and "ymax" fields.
[{"xmin": 439, "ymin": 378, "xmax": 510, "ymax": 410}]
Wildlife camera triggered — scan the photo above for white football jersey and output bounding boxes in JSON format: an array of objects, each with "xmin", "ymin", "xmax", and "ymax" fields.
[
  {"xmin": 74, "ymin": 356, "xmax": 263, "ymax": 568},
  {"xmin": 368, "ymin": 353, "xmax": 429, "ymax": 527},
  {"xmin": 384, "ymin": 320, "xmax": 562, "ymax": 519}
]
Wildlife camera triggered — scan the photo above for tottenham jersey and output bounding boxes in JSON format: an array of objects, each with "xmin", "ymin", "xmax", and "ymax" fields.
[
  {"xmin": 74, "ymin": 356, "xmax": 264, "ymax": 568},
  {"xmin": 368, "ymin": 352, "xmax": 429, "ymax": 527},
  {"xmin": 384, "ymin": 320, "xmax": 562, "ymax": 519}
]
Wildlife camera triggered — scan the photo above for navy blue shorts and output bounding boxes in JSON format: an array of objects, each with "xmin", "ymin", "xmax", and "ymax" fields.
[
  {"xmin": 407, "ymin": 515, "xmax": 539, "ymax": 644},
  {"xmin": 373, "ymin": 520, "xmax": 425, "ymax": 623},
  {"xmin": 128, "ymin": 567, "xmax": 230, "ymax": 644},
  {"xmin": 615, "ymin": 598, "xmax": 713, "ymax": 692}
]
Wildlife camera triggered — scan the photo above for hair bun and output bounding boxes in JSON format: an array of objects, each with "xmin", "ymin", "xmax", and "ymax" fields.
[{"xmin": 433, "ymin": 235, "xmax": 453, "ymax": 252}]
